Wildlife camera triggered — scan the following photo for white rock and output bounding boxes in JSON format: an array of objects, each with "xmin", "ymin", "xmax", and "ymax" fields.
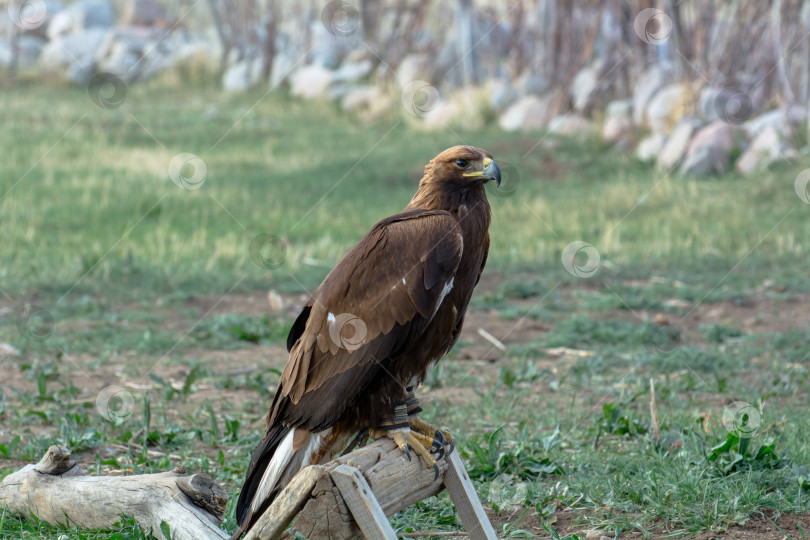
[
  {"xmin": 269, "ymin": 52, "xmax": 298, "ymax": 88},
  {"xmin": 736, "ymin": 126, "xmax": 785, "ymax": 175},
  {"xmin": 606, "ymin": 99, "xmax": 633, "ymax": 119},
  {"xmin": 679, "ymin": 121, "xmax": 735, "ymax": 176},
  {"xmin": 341, "ymin": 85, "xmax": 383, "ymax": 113},
  {"xmin": 570, "ymin": 64, "xmax": 599, "ymax": 112},
  {"xmin": 422, "ymin": 100, "xmax": 461, "ymax": 128},
  {"xmin": 646, "ymin": 83, "xmax": 690, "ymax": 134},
  {"xmin": 114, "ymin": 26, "xmax": 151, "ymax": 53},
  {"xmin": 47, "ymin": 0, "xmax": 114, "ymax": 39},
  {"xmin": 122, "ymin": 0, "xmax": 166, "ymax": 27},
  {"xmin": 498, "ymin": 95, "xmax": 553, "ymax": 132},
  {"xmin": 419, "ymin": 87, "xmax": 481, "ymax": 129},
  {"xmin": 657, "ymin": 118, "xmax": 702, "ymax": 171},
  {"xmin": 17, "ymin": 1, "xmax": 64, "ymax": 39},
  {"xmin": 488, "ymin": 79, "xmax": 517, "ymax": 112},
  {"xmin": 689, "ymin": 121, "xmax": 735, "ymax": 153},
  {"xmin": 222, "ymin": 57, "xmax": 264, "ymax": 92},
  {"xmin": 514, "ymin": 70, "xmax": 550, "ymax": 97},
  {"xmin": 0, "ymin": 43, "xmax": 11, "ymax": 70},
  {"xmin": 333, "ymin": 59, "xmax": 373, "ymax": 83},
  {"xmin": 98, "ymin": 40, "xmax": 140, "ymax": 81},
  {"xmin": 309, "ymin": 19, "xmax": 355, "ymax": 69},
  {"xmin": 633, "ymin": 66, "xmax": 670, "ymax": 124},
  {"xmin": 548, "ymin": 114, "xmax": 593, "ymax": 136},
  {"xmin": 47, "ymin": 9, "xmax": 73, "ymax": 39},
  {"xmin": 395, "ymin": 54, "xmax": 425, "ymax": 89},
  {"xmin": 16, "ymin": 35, "xmax": 47, "ymax": 69},
  {"xmin": 138, "ymin": 37, "xmax": 208, "ymax": 81},
  {"xmin": 342, "ymin": 47, "xmax": 371, "ymax": 66},
  {"xmin": 679, "ymin": 145, "xmax": 727, "ymax": 176},
  {"xmin": 40, "ymin": 28, "xmax": 112, "ymax": 70},
  {"xmin": 636, "ymin": 133, "xmax": 666, "ymax": 162},
  {"xmin": 603, "ymin": 99, "xmax": 635, "ymax": 143},
  {"xmin": 327, "ymin": 83, "xmax": 352, "ymax": 101},
  {"xmin": 785, "ymin": 103, "xmax": 808, "ymax": 129},
  {"xmin": 743, "ymin": 109, "xmax": 783, "ymax": 139},
  {"xmin": 602, "ymin": 116, "xmax": 633, "ymax": 143},
  {"xmin": 698, "ymin": 86, "xmax": 727, "ymax": 122},
  {"xmin": 290, "ymin": 64, "xmax": 336, "ymax": 99}
]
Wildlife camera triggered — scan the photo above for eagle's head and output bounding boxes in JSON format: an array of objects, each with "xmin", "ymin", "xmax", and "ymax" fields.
[{"xmin": 423, "ymin": 145, "xmax": 501, "ymax": 188}]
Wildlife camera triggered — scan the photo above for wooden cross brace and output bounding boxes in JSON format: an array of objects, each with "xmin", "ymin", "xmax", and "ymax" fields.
[{"xmin": 246, "ymin": 438, "xmax": 497, "ymax": 540}]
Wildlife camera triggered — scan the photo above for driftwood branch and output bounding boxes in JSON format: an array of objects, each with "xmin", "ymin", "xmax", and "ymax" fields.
[{"xmin": 0, "ymin": 445, "xmax": 228, "ymax": 540}]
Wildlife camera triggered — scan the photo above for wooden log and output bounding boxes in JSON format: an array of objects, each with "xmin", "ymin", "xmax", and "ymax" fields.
[
  {"xmin": 293, "ymin": 438, "xmax": 449, "ymax": 540},
  {"xmin": 330, "ymin": 464, "xmax": 397, "ymax": 540},
  {"xmin": 0, "ymin": 445, "xmax": 228, "ymax": 540}
]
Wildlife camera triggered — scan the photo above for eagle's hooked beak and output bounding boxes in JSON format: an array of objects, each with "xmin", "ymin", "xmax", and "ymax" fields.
[{"xmin": 463, "ymin": 157, "xmax": 502, "ymax": 186}]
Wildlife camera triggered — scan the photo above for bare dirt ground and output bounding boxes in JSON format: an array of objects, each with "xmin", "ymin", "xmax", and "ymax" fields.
[
  {"xmin": 484, "ymin": 508, "xmax": 810, "ymax": 539},
  {"xmin": 2, "ymin": 275, "xmax": 809, "ymax": 538}
]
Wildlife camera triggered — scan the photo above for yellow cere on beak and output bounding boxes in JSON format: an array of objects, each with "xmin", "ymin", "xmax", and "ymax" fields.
[
  {"xmin": 462, "ymin": 158, "xmax": 491, "ymax": 178},
  {"xmin": 463, "ymin": 157, "xmax": 501, "ymax": 185}
]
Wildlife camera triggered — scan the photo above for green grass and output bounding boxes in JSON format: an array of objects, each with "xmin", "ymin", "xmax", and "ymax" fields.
[
  {"xmin": 1, "ymin": 79, "xmax": 810, "ymax": 539},
  {"xmin": 3, "ymin": 80, "xmax": 810, "ymax": 300}
]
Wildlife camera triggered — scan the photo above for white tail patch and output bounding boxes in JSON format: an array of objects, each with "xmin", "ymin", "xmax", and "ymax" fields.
[
  {"xmin": 250, "ymin": 428, "xmax": 296, "ymax": 516},
  {"xmin": 431, "ymin": 277, "xmax": 454, "ymax": 318},
  {"xmin": 301, "ymin": 431, "xmax": 325, "ymax": 467}
]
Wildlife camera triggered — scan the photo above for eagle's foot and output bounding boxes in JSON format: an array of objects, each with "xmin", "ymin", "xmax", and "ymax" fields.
[
  {"xmin": 409, "ymin": 416, "xmax": 454, "ymax": 458},
  {"xmin": 369, "ymin": 427, "xmax": 441, "ymax": 481}
]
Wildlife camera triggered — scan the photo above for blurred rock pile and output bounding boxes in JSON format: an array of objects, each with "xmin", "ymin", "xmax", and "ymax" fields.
[
  {"xmin": 256, "ymin": 6, "xmax": 807, "ymax": 178},
  {"xmin": 1, "ymin": 0, "xmax": 212, "ymax": 84},
  {"xmin": 4, "ymin": 0, "xmax": 809, "ymax": 177}
]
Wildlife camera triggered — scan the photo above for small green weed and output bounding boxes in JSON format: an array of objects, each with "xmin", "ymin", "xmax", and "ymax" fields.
[
  {"xmin": 464, "ymin": 425, "xmax": 564, "ymax": 481},
  {"xmin": 708, "ymin": 431, "xmax": 784, "ymax": 476}
]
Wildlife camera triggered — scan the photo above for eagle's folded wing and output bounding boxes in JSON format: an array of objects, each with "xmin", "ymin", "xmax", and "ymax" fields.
[{"xmin": 279, "ymin": 209, "xmax": 464, "ymax": 411}]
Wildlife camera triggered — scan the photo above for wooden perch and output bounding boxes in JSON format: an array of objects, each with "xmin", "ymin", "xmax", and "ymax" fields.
[
  {"xmin": 0, "ymin": 445, "xmax": 228, "ymax": 540},
  {"xmin": 292, "ymin": 438, "xmax": 448, "ymax": 539},
  {"xmin": 246, "ymin": 438, "xmax": 497, "ymax": 540}
]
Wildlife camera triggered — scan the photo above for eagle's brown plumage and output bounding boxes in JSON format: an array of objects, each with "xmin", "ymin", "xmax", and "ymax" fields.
[{"xmin": 233, "ymin": 146, "xmax": 499, "ymax": 537}]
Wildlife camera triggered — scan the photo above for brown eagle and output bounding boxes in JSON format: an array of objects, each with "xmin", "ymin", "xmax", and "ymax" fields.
[{"xmin": 233, "ymin": 146, "xmax": 500, "ymax": 537}]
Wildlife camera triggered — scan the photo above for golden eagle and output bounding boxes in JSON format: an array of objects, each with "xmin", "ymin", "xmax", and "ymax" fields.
[{"xmin": 233, "ymin": 146, "xmax": 500, "ymax": 537}]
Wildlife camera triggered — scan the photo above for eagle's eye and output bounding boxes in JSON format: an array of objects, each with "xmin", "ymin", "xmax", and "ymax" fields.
[{"xmin": 454, "ymin": 159, "xmax": 469, "ymax": 169}]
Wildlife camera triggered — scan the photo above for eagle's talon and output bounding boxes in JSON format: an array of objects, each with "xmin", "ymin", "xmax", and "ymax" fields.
[
  {"xmin": 434, "ymin": 429, "xmax": 444, "ymax": 446},
  {"xmin": 408, "ymin": 417, "xmax": 454, "ymax": 460},
  {"xmin": 370, "ymin": 427, "xmax": 439, "ymax": 476},
  {"xmin": 433, "ymin": 463, "xmax": 440, "ymax": 481},
  {"xmin": 430, "ymin": 433, "xmax": 445, "ymax": 459}
]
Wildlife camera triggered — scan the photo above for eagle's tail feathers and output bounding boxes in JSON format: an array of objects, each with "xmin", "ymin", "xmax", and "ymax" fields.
[
  {"xmin": 233, "ymin": 427, "xmax": 326, "ymax": 539},
  {"xmin": 250, "ymin": 427, "xmax": 297, "ymax": 517}
]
